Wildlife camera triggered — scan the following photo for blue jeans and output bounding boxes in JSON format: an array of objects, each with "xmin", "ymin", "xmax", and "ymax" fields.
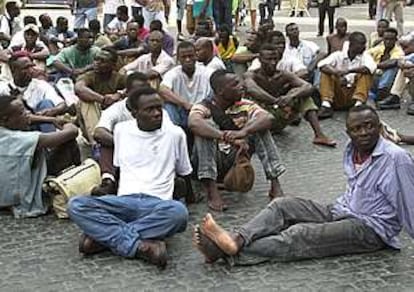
[
  {"xmin": 68, "ymin": 194, "xmax": 188, "ymax": 258},
  {"xmin": 164, "ymin": 102, "xmax": 189, "ymax": 128},
  {"xmin": 368, "ymin": 68, "xmax": 398, "ymax": 101},
  {"xmin": 35, "ymin": 99, "xmax": 56, "ymax": 133},
  {"xmin": 74, "ymin": 7, "xmax": 98, "ymax": 29}
]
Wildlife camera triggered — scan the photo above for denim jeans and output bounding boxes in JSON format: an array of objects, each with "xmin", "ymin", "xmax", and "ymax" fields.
[
  {"xmin": 68, "ymin": 193, "xmax": 188, "ymax": 258},
  {"xmin": 368, "ymin": 68, "xmax": 398, "ymax": 101},
  {"xmin": 34, "ymin": 99, "xmax": 56, "ymax": 133},
  {"xmin": 227, "ymin": 197, "xmax": 386, "ymax": 265},
  {"xmin": 74, "ymin": 7, "xmax": 98, "ymax": 29},
  {"xmin": 164, "ymin": 102, "xmax": 189, "ymax": 128},
  {"xmin": 213, "ymin": 0, "xmax": 232, "ymax": 30},
  {"xmin": 192, "ymin": 120, "xmax": 286, "ymax": 181}
]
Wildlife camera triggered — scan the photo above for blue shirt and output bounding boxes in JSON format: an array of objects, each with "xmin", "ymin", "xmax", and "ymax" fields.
[{"xmin": 332, "ymin": 137, "xmax": 414, "ymax": 249}]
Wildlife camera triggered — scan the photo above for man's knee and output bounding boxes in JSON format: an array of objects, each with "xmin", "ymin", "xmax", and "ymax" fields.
[
  {"xmin": 67, "ymin": 196, "xmax": 92, "ymax": 218},
  {"xmin": 163, "ymin": 200, "xmax": 189, "ymax": 230}
]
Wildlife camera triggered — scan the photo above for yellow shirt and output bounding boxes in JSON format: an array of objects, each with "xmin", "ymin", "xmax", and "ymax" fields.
[
  {"xmin": 367, "ymin": 43, "xmax": 404, "ymax": 64},
  {"xmin": 218, "ymin": 36, "xmax": 237, "ymax": 60}
]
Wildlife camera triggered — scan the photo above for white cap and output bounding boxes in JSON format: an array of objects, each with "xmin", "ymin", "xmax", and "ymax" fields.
[{"xmin": 23, "ymin": 24, "xmax": 39, "ymax": 34}]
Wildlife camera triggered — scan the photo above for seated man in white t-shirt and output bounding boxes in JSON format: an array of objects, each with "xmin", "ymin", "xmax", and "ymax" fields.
[
  {"xmin": 195, "ymin": 37, "xmax": 226, "ymax": 72},
  {"xmin": 92, "ymin": 72, "xmax": 149, "ymax": 196},
  {"xmin": 68, "ymin": 86, "xmax": 192, "ymax": 268},
  {"xmin": 159, "ymin": 41, "xmax": 213, "ymax": 128}
]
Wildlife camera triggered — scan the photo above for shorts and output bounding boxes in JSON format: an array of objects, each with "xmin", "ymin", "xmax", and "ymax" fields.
[{"xmin": 247, "ymin": 0, "xmax": 257, "ymax": 10}]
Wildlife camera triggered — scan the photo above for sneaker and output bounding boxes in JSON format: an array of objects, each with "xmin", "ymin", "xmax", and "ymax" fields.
[
  {"xmin": 136, "ymin": 240, "xmax": 168, "ymax": 268},
  {"xmin": 91, "ymin": 178, "xmax": 117, "ymax": 196},
  {"xmin": 377, "ymin": 95, "xmax": 401, "ymax": 110}
]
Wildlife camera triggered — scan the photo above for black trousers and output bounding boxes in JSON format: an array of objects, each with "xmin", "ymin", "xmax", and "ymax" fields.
[
  {"xmin": 318, "ymin": 1, "xmax": 335, "ymax": 35},
  {"xmin": 368, "ymin": 0, "xmax": 376, "ymax": 19}
]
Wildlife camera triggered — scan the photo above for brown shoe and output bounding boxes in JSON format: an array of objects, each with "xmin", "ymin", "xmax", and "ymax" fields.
[
  {"xmin": 79, "ymin": 234, "xmax": 107, "ymax": 255},
  {"xmin": 91, "ymin": 178, "xmax": 117, "ymax": 196},
  {"xmin": 136, "ymin": 240, "xmax": 168, "ymax": 268},
  {"xmin": 318, "ymin": 106, "xmax": 334, "ymax": 119}
]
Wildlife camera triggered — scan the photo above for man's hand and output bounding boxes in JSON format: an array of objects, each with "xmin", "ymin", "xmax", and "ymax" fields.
[
  {"xmin": 62, "ymin": 122, "xmax": 79, "ymax": 133},
  {"xmin": 275, "ymin": 94, "xmax": 295, "ymax": 108},
  {"xmin": 334, "ymin": 68, "xmax": 348, "ymax": 77},
  {"xmin": 223, "ymin": 129, "xmax": 248, "ymax": 143},
  {"xmin": 37, "ymin": 108, "xmax": 56, "ymax": 117},
  {"xmin": 52, "ymin": 116, "xmax": 69, "ymax": 130},
  {"xmin": 72, "ymin": 68, "xmax": 85, "ymax": 78},
  {"xmin": 103, "ymin": 94, "xmax": 121, "ymax": 107},
  {"xmin": 183, "ymin": 102, "xmax": 193, "ymax": 111},
  {"xmin": 232, "ymin": 139, "xmax": 250, "ymax": 154}
]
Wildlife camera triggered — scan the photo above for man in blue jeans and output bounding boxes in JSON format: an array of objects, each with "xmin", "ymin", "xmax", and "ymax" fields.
[
  {"xmin": 73, "ymin": 0, "xmax": 98, "ymax": 29},
  {"xmin": 193, "ymin": 105, "xmax": 414, "ymax": 265},
  {"xmin": 68, "ymin": 86, "xmax": 193, "ymax": 268}
]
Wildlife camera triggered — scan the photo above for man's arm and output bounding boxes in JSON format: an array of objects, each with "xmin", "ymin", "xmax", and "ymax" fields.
[
  {"xmin": 158, "ymin": 86, "xmax": 192, "ymax": 110},
  {"xmin": 377, "ymin": 59, "xmax": 399, "ymax": 70},
  {"xmin": 53, "ymin": 59, "xmax": 73, "ymax": 75},
  {"xmin": 94, "ymin": 127, "xmax": 114, "ymax": 147},
  {"xmin": 231, "ymin": 51, "xmax": 259, "ymax": 64},
  {"xmin": 36, "ymin": 101, "xmax": 67, "ymax": 117},
  {"xmin": 188, "ymin": 111, "xmax": 223, "ymax": 140},
  {"xmin": 116, "ymin": 46, "xmax": 147, "ymax": 58},
  {"xmin": 75, "ymin": 79, "xmax": 105, "ymax": 103},
  {"xmin": 30, "ymin": 47, "xmax": 50, "ymax": 60},
  {"xmin": 244, "ymin": 72, "xmax": 279, "ymax": 105},
  {"xmin": 37, "ymin": 123, "xmax": 78, "ymax": 149}
]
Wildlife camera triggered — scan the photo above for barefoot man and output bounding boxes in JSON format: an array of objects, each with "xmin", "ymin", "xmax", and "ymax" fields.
[{"xmin": 193, "ymin": 105, "xmax": 414, "ymax": 264}]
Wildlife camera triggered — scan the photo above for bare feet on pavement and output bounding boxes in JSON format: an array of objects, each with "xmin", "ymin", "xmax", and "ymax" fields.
[
  {"xmin": 200, "ymin": 213, "xmax": 239, "ymax": 255},
  {"xmin": 313, "ymin": 135, "xmax": 337, "ymax": 147},
  {"xmin": 192, "ymin": 224, "xmax": 226, "ymax": 263}
]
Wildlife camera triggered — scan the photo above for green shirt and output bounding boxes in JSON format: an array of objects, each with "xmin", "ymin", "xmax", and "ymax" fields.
[
  {"xmin": 78, "ymin": 70, "xmax": 126, "ymax": 95},
  {"xmin": 56, "ymin": 45, "xmax": 100, "ymax": 69}
]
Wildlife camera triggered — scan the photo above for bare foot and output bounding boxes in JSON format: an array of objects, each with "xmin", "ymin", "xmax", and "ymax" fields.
[
  {"xmin": 192, "ymin": 225, "xmax": 226, "ymax": 263},
  {"xmin": 313, "ymin": 136, "xmax": 337, "ymax": 147},
  {"xmin": 201, "ymin": 213, "xmax": 239, "ymax": 255},
  {"xmin": 208, "ymin": 190, "xmax": 228, "ymax": 211}
]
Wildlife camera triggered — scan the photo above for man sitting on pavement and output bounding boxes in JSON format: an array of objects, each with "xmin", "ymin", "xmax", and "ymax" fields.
[
  {"xmin": 144, "ymin": 20, "xmax": 174, "ymax": 56},
  {"xmin": 195, "ymin": 37, "xmax": 226, "ymax": 72},
  {"xmin": 245, "ymin": 43, "xmax": 336, "ymax": 147},
  {"xmin": 326, "ymin": 18, "xmax": 350, "ymax": 54},
  {"xmin": 47, "ymin": 17, "xmax": 77, "ymax": 55},
  {"xmin": 0, "ymin": 0, "xmax": 22, "ymax": 48},
  {"xmin": 75, "ymin": 48, "xmax": 126, "ymax": 148},
  {"xmin": 367, "ymin": 28, "xmax": 403, "ymax": 109},
  {"xmin": 0, "ymin": 93, "xmax": 79, "ymax": 218},
  {"xmin": 189, "ymin": 69, "xmax": 286, "ymax": 211},
  {"xmin": 92, "ymin": 72, "xmax": 151, "ymax": 195},
  {"xmin": 193, "ymin": 105, "xmax": 414, "ymax": 266},
  {"xmin": 369, "ymin": 19, "xmax": 389, "ymax": 48},
  {"xmin": 231, "ymin": 31, "xmax": 261, "ymax": 76},
  {"xmin": 112, "ymin": 21, "xmax": 147, "ymax": 66},
  {"xmin": 159, "ymin": 41, "xmax": 213, "ymax": 128},
  {"xmin": 120, "ymin": 30, "xmax": 175, "ymax": 87},
  {"xmin": 0, "ymin": 54, "xmax": 67, "ymax": 133},
  {"xmin": 89, "ymin": 19, "xmax": 112, "ymax": 48},
  {"xmin": 68, "ymin": 86, "xmax": 192, "ymax": 268},
  {"xmin": 388, "ymin": 33, "xmax": 414, "ymax": 115},
  {"xmin": 318, "ymin": 32, "xmax": 377, "ymax": 119},
  {"xmin": 105, "ymin": 5, "xmax": 130, "ymax": 39}
]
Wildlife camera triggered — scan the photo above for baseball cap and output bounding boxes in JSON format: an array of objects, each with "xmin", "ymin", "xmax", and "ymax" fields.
[{"xmin": 23, "ymin": 24, "xmax": 39, "ymax": 34}]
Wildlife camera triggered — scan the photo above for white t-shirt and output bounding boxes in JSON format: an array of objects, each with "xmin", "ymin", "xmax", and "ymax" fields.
[
  {"xmin": 107, "ymin": 17, "xmax": 128, "ymax": 31},
  {"xmin": 161, "ymin": 64, "xmax": 213, "ymax": 104},
  {"xmin": 199, "ymin": 56, "xmax": 226, "ymax": 72},
  {"xmin": 122, "ymin": 50, "xmax": 175, "ymax": 76},
  {"xmin": 248, "ymin": 54, "xmax": 307, "ymax": 73},
  {"xmin": 96, "ymin": 98, "xmax": 172, "ymax": 132},
  {"xmin": 0, "ymin": 78, "xmax": 64, "ymax": 110},
  {"xmin": 113, "ymin": 117, "xmax": 192, "ymax": 200},
  {"xmin": 104, "ymin": 0, "xmax": 125, "ymax": 14},
  {"xmin": 285, "ymin": 40, "xmax": 320, "ymax": 67}
]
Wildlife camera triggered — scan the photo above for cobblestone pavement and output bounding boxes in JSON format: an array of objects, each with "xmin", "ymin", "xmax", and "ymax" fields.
[
  {"xmin": 1, "ymin": 107, "xmax": 414, "ymax": 292},
  {"xmin": 1, "ymin": 3, "xmax": 414, "ymax": 292}
]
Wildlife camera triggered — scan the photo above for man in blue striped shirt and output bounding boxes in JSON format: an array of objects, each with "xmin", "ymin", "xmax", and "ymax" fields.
[{"xmin": 193, "ymin": 104, "xmax": 414, "ymax": 265}]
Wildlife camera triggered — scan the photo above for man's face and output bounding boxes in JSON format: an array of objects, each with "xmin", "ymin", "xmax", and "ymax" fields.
[
  {"xmin": 400, "ymin": 40, "xmax": 414, "ymax": 55},
  {"xmin": 57, "ymin": 19, "xmax": 68, "ymax": 32},
  {"xmin": 346, "ymin": 110, "xmax": 381, "ymax": 154},
  {"xmin": 133, "ymin": 93, "xmax": 163, "ymax": 131},
  {"xmin": 377, "ymin": 21, "xmax": 388, "ymax": 37},
  {"xmin": 77, "ymin": 32, "xmax": 92, "ymax": 50},
  {"xmin": 2, "ymin": 99, "xmax": 30, "ymax": 131},
  {"xmin": 94, "ymin": 51, "xmax": 114, "ymax": 74},
  {"xmin": 218, "ymin": 29, "xmax": 229, "ymax": 42},
  {"xmin": 259, "ymin": 49, "xmax": 280, "ymax": 76},
  {"xmin": 148, "ymin": 32, "xmax": 163, "ymax": 53},
  {"xmin": 24, "ymin": 30, "xmax": 38, "ymax": 47},
  {"xmin": 270, "ymin": 36, "xmax": 286, "ymax": 56},
  {"xmin": 127, "ymin": 23, "xmax": 138, "ymax": 40},
  {"xmin": 220, "ymin": 74, "xmax": 245, "ymax": 103},
  {"xmin": 349, "ymin": 40, "xmax": 366, "ymax": 56},
  {"xmin": 245, "ymin": 33, "xmax": 259, "ymax": 52},
  {"xmin": 383, "ymin": 31, "xmax": 397, "ymax": 50},
  {"xmin": 8, "ymin": 4, "xmax": 20, "ymax": 18},
  {"xmin": 336, "ymin": 21, "xmax": 347, "ymax": 35},
  {"xmin": 12, "ymin": 57, "xmax": 34, "ymax": 86},
  {"xmin": 195, "ymin": 41, "xmax": 211, "ymax": 63},
  {"xmin": 178, "ymin": 47, "xmax": 196, "ymax": 73},
  {"xmin": 286, "ymin": 24, "xmax": 299, "ymax": 40}
]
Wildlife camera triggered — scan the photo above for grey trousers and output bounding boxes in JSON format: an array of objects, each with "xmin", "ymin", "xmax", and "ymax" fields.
[
  {"xmin": 228, "ymin": 197, "xmax": 386, "ymax": 266},
  {"xmin": 192, "ymin": 128, "xmax": 286, "ymax": 182}
]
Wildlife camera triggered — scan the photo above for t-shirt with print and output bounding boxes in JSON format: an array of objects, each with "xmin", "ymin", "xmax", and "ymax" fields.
[
  {"xmin": 78, "ymin": 70, "xmax": 126, "ymax": 95},
  {"xmin": 189, "ymin": 98, "xmax": 266, "ymax": 130},
  {"xmin": 113, "ymin": 118, "xmax": 193, "ymax": 200},
  {"xmin": 161, "ymin": 64, "xmax": 213, "ymax": 104},
  {"xmin": 56, "ymin": 45, "xmax": 100, "ymax": 69}
]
